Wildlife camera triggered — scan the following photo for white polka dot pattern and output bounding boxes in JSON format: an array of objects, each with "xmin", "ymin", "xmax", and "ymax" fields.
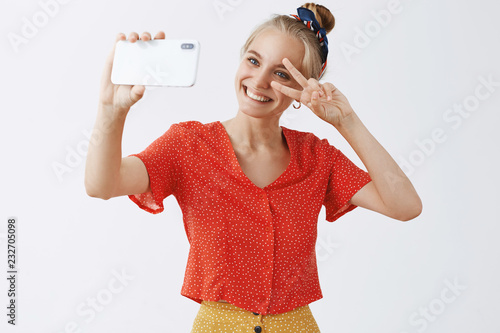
[
  {"xmin": 128, "ymin": 120, "xmax": 372, "ymax": 315},
  {"xmin": 190, "ymin": 300, "xmax": 321, "ymax": 332}
]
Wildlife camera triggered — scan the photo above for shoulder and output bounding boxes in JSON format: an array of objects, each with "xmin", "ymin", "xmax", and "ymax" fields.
[
  {"xmin": 160, "ymin": 120, "xmax": 224, "ymax": 155},
  {"xmin": 282, "ymin": 126, "xmax": 337, "ymax": 155},
  {"xmin": 164, "ymin": 120, "xmax": 219, "ymax": 141},
  {"xmin": 173, "ymin": 120, "xmax": 218, "ymax": 135}
]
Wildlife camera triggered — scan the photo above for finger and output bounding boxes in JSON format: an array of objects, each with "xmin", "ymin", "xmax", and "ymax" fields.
[
  {"xmin": 271, "ymin": 81, "xmax": 302, "ymax": 100},
  {"xmin": 116, "ymin": 32, "xmax": 126, "ymax": 43},
  {"xmin": 128, "ymin": 32, "xmax": 139, "ymax": 42},
  {"xmin": 324, "ymin": 82, "xmax": 337, "ymax": 101},
  {"xmin": 110, "ymin": 32, "xmax": 126, "ymax": 60},
  {"xmin": 140, "ymin": 32, "xmax": 152, "ymax": 41},
  {"xmin": 282, "ymin": 58, "xmax": 309, "ymax": 88},
  {"xmin": 307, "ymin": 78, "xmax": 324, "ymax": 98},
  {"xmin": 154, "ymin": 31, "xmax": 166, "ymax": 39},
  {"xmin": 130, "ymin": 85, "xmax": 146, "ymax": 103},
  {"xmin": 323, "ymin": 82, "xmax": 335, "ymax": 101},
  {"xmin": 307, "ymin": 91, "xmax": 322, "ymax": 112}
]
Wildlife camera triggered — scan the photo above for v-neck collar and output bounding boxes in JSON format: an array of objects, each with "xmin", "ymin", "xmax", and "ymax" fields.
[{"xmin": 216, "ymin": 120, "xmax": 293, "ymax": 190}]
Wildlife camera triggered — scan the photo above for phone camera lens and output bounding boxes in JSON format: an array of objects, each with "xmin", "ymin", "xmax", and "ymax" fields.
[{"xmin": 181, "ymin": 43, "xmax": 194, "ymax": 50}]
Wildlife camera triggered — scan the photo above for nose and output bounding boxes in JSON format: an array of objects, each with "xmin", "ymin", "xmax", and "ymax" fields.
[{"xmin": 254, "ymin": 69, "xmax": 270, "ymax": 89}]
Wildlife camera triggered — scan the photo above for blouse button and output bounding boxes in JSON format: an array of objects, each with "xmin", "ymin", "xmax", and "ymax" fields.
[
  {"xmin": 258, "ymin": 194, "xmax": 264, "ymax": 199},
  {"xmin": 254, "ymin": 326, "xmax": 262, "ymax": 333},
  {"xmin": 265, "ymin": 226, "xmax": 271, "ymax": 232},
  {"xmin": 252, "ymin": 312, "xmax": 259, "ymax": 315}
]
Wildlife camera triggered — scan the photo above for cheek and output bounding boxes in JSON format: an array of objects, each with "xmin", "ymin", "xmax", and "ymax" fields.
[
  {"xmin": 273, "ymin": 90, "xmax": 294, "ymax": 105},
  {"xmin": 275, "ymin": 82, "xmax": 301, "ymax": 103},
  {"xmin": 277, "ymin": 91, "xmax": 290, "ymax": 101},
  {"xmin": 234, "ymin": 65, "xmax": 247, "ymax": 89},
  {"xmin": 236, "ymin": 61, "xmax": 252, "ymax": 77}
]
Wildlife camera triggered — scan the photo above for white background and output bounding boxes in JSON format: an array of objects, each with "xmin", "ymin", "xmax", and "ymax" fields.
[{"xmin": 1, "ymin": 0, "xmax": 499, "ymax": 332}]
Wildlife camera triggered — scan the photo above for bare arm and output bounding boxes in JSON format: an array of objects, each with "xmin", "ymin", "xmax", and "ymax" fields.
[
  {"xmin": 84, "ymin": 104, "xmax": 150, "ymax": 199},
  {"xmin": 84, "ymin": 31, "xmax": 165, "ymax": 199},
  {"xmin": 337, "ymin": 112, "xmax": 422, "ymax": 221}
]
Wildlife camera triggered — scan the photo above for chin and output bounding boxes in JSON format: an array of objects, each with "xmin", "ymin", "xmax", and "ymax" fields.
[{"xmin": 237, "ymin": 105, "xmax": 271, "ymax": 118}]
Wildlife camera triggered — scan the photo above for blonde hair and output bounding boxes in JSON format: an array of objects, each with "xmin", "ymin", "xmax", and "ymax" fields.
[{"xmin": 240, "ymin": 3, "xmax": 335, "ymax": 80}]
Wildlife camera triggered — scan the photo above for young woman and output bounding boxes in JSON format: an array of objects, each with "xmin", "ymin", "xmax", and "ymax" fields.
[{"xmin": 85, "ymin": 3, "xmax": 422, "ymax": 332}]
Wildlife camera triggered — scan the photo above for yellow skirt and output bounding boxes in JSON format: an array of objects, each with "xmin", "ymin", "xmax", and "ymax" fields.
[{"xmin": 190, "ymin": 300, "xmax": 321, "ymax": 333}]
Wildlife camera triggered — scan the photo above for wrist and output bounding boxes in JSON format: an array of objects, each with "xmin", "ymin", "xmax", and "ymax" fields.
[
  {"xmin": 98, "ymin": 102, "xmax": 129, "ymax": 121},
  {"xmin": 332, "ymin": 111, "xmax": 358, "ymax": 134}
]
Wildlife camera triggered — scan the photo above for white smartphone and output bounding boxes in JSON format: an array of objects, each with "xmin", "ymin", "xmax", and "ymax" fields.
[{"xmin": 111, "ymin": 39, "xmax": 200, "ymax": 87}]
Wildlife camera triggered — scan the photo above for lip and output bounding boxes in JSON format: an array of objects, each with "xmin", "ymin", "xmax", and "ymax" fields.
[{"xmin": 244, "ymin": 85, "xmax": 273, "ymax": 103}]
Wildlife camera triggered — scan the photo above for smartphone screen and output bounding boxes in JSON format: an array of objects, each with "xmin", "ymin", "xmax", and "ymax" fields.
[{"xmin": 111, "ymin": 39, "xmax": 200, "ymax": 87}]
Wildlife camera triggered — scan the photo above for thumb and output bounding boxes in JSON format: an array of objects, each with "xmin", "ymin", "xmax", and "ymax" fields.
[{"xmin": 129, "ymin": 85, "xmax": 146, "ymax": 104}]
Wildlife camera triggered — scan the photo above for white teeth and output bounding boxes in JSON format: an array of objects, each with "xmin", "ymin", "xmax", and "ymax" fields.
[{"xmin": 246, "ymin": 88, "xmax": 271, "ymax": 102}]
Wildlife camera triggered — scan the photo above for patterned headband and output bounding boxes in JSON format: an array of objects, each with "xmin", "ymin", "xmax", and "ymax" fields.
[{"xmin": 290, "ymin": 7, "xmax": 329, "ymax": 79}]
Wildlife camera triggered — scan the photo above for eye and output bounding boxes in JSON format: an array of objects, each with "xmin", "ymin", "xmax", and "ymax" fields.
[
  {"xmin": 276, "ymin": 71, "xmax": 289, "ymax": 80},
  {"xmin": 248, "ymin": 57, "xmax": 259, "ymax": 66}
]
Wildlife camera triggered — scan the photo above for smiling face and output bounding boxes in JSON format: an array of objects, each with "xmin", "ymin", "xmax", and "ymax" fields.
[{"xmin": 234, "ymin": 29, "xmax": 305, "ymax": 120}]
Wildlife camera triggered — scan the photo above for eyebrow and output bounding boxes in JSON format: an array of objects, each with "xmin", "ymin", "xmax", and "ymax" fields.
[{"xmin": 248, "ymin": 50, "xmax": 287, "ymax": 70}]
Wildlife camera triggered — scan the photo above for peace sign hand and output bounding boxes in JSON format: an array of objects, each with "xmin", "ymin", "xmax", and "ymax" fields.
[{"xmin": 271, "ymin": 58, "xmax": 355, "ymax": 128}]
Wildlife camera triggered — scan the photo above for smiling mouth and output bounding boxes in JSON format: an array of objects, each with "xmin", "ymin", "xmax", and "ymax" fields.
[{"xmin": 244, "ymin": 86, "xmax": 272, "ymax": 102}]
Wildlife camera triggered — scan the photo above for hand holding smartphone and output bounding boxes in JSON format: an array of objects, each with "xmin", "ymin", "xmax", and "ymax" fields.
[{"xmin": 99, "ymin": 32, "xmax": 162, "ymax": 113}]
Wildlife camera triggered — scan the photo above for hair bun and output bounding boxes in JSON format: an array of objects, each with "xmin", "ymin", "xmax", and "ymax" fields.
[{"xmin": 302, "ymin": 3, "xmax": 335, "ymax": 34}]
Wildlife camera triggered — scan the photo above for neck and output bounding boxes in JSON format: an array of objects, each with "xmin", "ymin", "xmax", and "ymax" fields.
[{"xmin": 221, "ymin": 111, "xmax": 285, "ymax": 151}]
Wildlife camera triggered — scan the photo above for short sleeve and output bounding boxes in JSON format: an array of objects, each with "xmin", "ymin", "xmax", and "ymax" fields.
[
  {"xmin": 127, "ymin": 123, "xmax": 183, "ymax": 214},
  {"xmin": 323, "ymin": 146, "xmax": 372, "ymax": 222}
]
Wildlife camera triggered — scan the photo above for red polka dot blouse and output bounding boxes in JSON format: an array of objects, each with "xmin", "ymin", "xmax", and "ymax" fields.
[{"xmin": 128, "ymin": 120, "xmax": 372, "ymax": 315}]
